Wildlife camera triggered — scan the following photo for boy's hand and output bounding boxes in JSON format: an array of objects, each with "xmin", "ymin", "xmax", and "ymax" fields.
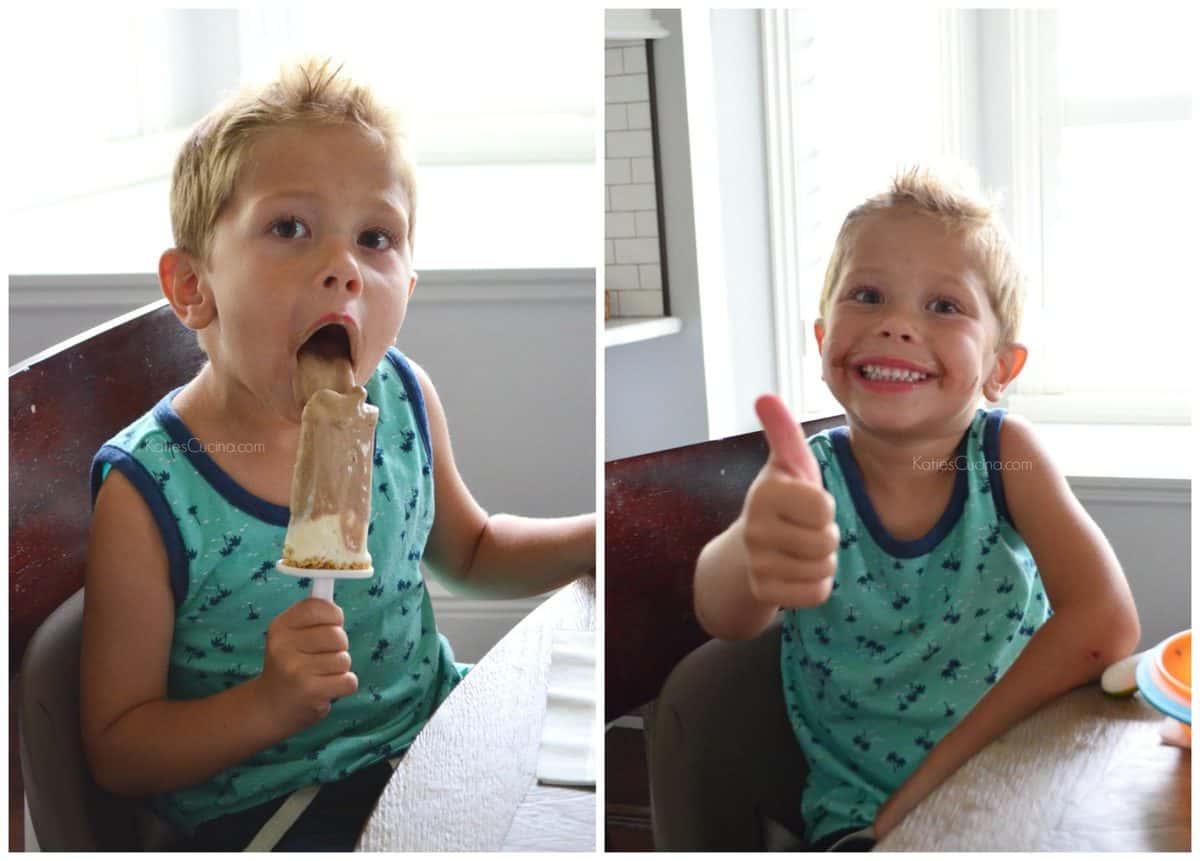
[
  {"xmin": 257, "ymin": 598, "xmax": 358, "ymax": 735},
  {"xmin": 740, "ymin": 394, "xmax": 840, "ymax": 608}
]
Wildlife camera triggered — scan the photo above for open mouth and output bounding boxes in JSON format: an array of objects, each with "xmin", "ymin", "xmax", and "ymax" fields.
[
  {"xmin": 857, "ymin": 363, "xmax": 932, "ymax": 383},
  {"xmin": 299, "ymin": 323, "xmax": 353, "ymax": 366}
]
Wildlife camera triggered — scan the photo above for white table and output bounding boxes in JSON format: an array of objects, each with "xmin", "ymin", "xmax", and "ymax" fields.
[
  {"xmin": 878, "ymin": 686, "xmax": 1190, "ymax": 851},
  {"xmin": 357, "ymin": 578, "xmax": 596, "ymax": 851}
]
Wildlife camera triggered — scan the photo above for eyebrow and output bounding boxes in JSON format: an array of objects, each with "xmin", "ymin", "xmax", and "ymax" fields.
[
  {"xmin": 249, "ymin": 190, "xmax": 410, "ymax": 231},
  {"xmin": 844, "ymin": 267, "xmax": 975, "ymax": 293}
]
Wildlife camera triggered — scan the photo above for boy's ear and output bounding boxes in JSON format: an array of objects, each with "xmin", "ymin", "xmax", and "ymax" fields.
[
  {"xmin": 160, "ymin": 249, "xmax": 217, "ymax": 331},
  {"xmin": 983, "ymin": 342, "xmax": 1028, "ymax": 402},
  {"xmin": 814, "ymin": 319, "xmax": 826, "ymax": 353}
]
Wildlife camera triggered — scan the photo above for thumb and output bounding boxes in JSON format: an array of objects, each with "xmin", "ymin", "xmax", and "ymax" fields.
[{"xmin": 755, "ymin": 394, "xmax": 820, "ymax": 484}]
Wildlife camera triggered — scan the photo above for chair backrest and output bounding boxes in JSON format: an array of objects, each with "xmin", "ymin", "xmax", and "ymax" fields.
[
  {"xmin": 603, "ymin": 414, "xmax": 845, "ymax": 721},
  {"xmin": 10, "ymin": 299, "xmax": 205, "ymax": 849}
]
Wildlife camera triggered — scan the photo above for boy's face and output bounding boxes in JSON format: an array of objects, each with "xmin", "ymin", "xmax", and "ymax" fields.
[
  {"xmin": 814, "ymin": 208, "xmax": 1024, "ymax": 440},
  {"xmin": 191, "ymin": 123, "xmax": 415, "ymax": 422}
]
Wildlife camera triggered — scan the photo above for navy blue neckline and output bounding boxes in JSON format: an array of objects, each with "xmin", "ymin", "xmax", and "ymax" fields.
[
  {"xmin": 153, "ymin": 385, "xmax": 380, "ymax": 529},
  {"xmin": 830, "ymin": 420, "xmax": 974, "ymax": 559}
]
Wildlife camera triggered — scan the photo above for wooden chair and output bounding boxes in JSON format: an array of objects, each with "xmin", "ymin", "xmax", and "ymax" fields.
[
  {"xmin": 604, "ymin": 414, "xmax": 845, "ymax": 722},
  {"xmin": 10, "ymin": 299, "xmax": 205, "ymax": 850}
]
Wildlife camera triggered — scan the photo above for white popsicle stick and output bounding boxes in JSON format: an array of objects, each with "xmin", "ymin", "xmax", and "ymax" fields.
[{"xmin": 275, "ymin": 561, "xmax": 374, "ymax": 602}]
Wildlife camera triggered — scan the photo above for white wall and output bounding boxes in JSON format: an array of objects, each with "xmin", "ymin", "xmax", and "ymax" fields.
[
  {"xmin": 9, "ymin": 269, "xmax": 595, "ymax": 663},
  {"xmin": 710, "ymin": 9, "xmax": 778, "ymax": 435}
]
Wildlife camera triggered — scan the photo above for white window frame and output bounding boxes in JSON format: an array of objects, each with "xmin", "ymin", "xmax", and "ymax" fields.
[
  {"xmin": 999, "ymin": 9, "xmax": 1192, "ymax": 425},
  {"xmin": 761, "ymin": 8, "xmax": 959, "ymax": 420},
  {"xmin": 762, "ymin": 8, "xmax": 1192, "ymax": 425}
]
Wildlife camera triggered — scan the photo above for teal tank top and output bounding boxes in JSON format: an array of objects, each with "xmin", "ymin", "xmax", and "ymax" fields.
[
  {"xmin": 89, "ymin": 348, "xmax": 463, "ymax": 832},
  {"xmin": 780, "ymin": 408, "xmax": 1051, "ymax": 844}
]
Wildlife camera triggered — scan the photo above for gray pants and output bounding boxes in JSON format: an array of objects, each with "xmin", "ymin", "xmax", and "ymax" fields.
[{"xmin": 648, "ymin": 618, "xmax": 811, "ymax": 850}]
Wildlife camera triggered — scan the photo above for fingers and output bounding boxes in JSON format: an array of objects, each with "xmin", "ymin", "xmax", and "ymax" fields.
[
  {"xmin": 744, "ymin": 517, "xmax": 841, "ymax": 561},
  {"xmin": 295, "ymin": 626, "xmax": 351, "ymax": 656},
  {"xmin": 287, "ymin": 597, "xmax": 345, "ymax": 628},
  {"xmin": 755, "ymin": 394, "xmax": 821, "ymax": 484},
  {"xmin": 747, "ymin": 474, "xmax": 836, "ymax": 529},
  {"xmin": 748, "ymin": 571, "xmax": 835, "ymax": 609}
]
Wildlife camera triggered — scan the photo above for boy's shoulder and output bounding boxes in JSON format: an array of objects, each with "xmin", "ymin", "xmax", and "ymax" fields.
[{"xmin": 95, "ymin": 388, "xmax": 181, "ymax": 455}]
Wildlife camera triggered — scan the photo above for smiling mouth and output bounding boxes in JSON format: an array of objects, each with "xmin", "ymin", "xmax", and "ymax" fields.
[
  {"xmin": 299, "ymin": 324, "xmax": 353, "ymax": 366},
  {"xmin": 857, "ymin": 363, "xmax": 932, "ymax": 383}
]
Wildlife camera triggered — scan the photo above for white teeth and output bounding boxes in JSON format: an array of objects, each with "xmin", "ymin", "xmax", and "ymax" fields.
[{"xmin": 860, "ymin": 363, "xmax": 929, "ymax": 383}]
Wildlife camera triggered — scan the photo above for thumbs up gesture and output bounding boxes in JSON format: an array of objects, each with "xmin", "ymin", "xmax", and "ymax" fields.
[{"xmin": 739, "ymin": 394, "xmax": 840, "ymax": 608}]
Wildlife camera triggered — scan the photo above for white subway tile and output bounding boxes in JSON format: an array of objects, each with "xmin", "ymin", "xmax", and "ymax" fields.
[
  {"xmin": 619, "ymin": 289, "xmax": 664, "ymax": 317},
  {"xmin": 626, "ymin": 101, "xmax": 652, "ymax": 130},
  {"xmin": 622, "ymin": 45, "xmax": 648, "ymax": 74},
  {"xmin": 605, "ymin": 239, "xmax": 615, "ymax": 266},
  {"xmin": 606, "ymin": 212, "xmax": 636, "ymax": 238},
  {"xmin": 605, "ymin": 48, "xmax": 624, "ymax": 76},
  {"xmin": 606, "ymin": 130, "xmax": 653, "ymax": 159},
  {"xmin": 606, "ymin": 289, "xmax": 621, "ymax": 316},
  {"xmin": 631, "ymin": 157, "xmax": 656, "ymax": 184},
  {"xmin": 635, "ymin": 210, "xmax": 659, "ymax": 237},
  {"xmin": 609, "ymin": 183, "xmax": 656, "ymax": 211},
  {"xmin": 605, "ymin": 158, "xmax": 631, "ymax": 186},
  {"xmin": 614, "ymin": 237, "xmax": 660, "ymax": 265},
  {"xmin": 605, "ymin": 73, "xmax": 649, "ymax": 104},
  {"xmin": 639, "ymin": 264, "xmax": 662, "ymax": 293},
  {"xmin": 605, "ymin": 264, "xmax": 640, "ymax": 292},
  {"xmin": 605, "ymin": 103, "xmax": 628, "ymax": 132}
]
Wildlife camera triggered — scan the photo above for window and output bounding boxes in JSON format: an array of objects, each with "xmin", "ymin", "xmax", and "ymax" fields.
[
  {"xmin": 762, "ymin": 8, "xmax": 953, "ymax": 420},
  {"xmin": 763, "ymin": 8, "xmax": 1194, "ymax": 424},
  {"xmin": 1005, "ymin": 8, "xmax": 1194, "ymax": 423},
  {"xmin": 8, "ymin": 7, "xmax": 595, "ymax": 274}
]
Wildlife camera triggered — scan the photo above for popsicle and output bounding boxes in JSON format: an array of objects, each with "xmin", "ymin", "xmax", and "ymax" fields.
[{"xmin": 277, "ymin": 342, "xmax": 379, "ymax": 600}]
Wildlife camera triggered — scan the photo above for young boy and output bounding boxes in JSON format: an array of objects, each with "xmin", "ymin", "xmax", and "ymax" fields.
[
  {"xmin": 81, "ymin": 59, "xmax": 594, "ymax": 851},
  {"xmin": 680, "ymin": 167, "xmax": 1139, "ymax": 850}
]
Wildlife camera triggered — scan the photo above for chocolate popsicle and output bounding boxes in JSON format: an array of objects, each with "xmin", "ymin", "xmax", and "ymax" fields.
[{"xmin": 281, "ymin": 346, "xmax": 379, "ymax": 570}]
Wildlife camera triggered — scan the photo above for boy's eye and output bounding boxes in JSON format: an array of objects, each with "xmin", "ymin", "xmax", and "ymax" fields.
[
  {"xmin": 358, "ymin": 229, "xmax": 398, "ymax": 251},
  {"xmin": 928, "ymin": 297, "xmax": 960, "ymax": 314},
  {"xmin": 270, "ymin": 217, "xmax": 310, "ymax": 240},
  {"xmin": 849, "ymin": 287, "xmax": 883, "ymax": 304}
]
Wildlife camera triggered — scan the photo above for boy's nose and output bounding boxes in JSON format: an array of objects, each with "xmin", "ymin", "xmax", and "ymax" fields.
[
  {"xmin": 320, "ymin": 245, "xmax": 363, "ymax": 294},
  {"xmin": 323, "ymin": 272, "xmax": 362, "ymax": 293},
  {"xmin": 880, "ymin": 327, "xmax": 914, "ymax": 343},
  {"xmin": 878, "ymin": 311, "xmax": 917, "ymax": 342}
]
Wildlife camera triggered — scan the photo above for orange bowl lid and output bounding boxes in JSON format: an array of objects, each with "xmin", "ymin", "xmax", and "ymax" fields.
[{"xmin": 1155, "ymin": 629, "xmax": 1191, "ymax": 702}]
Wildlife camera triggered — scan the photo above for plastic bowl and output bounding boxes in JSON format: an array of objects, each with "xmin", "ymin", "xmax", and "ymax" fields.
[
  {"xmin": 1155, "ymin": 629, "xmax": 1191, "ymax": 701},
  {"xmin": 1136, "ymin": 630, "xmax": 1191, "ymax": 733}
]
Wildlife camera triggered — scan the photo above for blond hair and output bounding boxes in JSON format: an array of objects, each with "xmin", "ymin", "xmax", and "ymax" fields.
[
  {"xmin": 818, "ymin": 165, "xmax": 1024, "ymax": 346},
  {"xmin": 170, "ymin": 57, "xmax": 416, "ymax": 262}
]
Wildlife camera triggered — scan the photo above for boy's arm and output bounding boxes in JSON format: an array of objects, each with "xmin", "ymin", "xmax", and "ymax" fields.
[
  {"xmin": 873, "ymin": 414, "xmax": 1140, "ymax": 838},
  {"xmin": 412, "ymin": 361, "xmax": 594, "ymax": 599},
  {"xmin": 81, "ymin": 471, "xmax": 354, "ymax": 797},
  {"xmin": 694, "ymin": 522, "xmax": 783, "ymax": 640},
  {"xmin": 82, "ymin": 471, "xmax": 283, "ymax": 795},
  {"xmin": 695, "ymin": 394, "xmax": 839, "ymax": 640}
]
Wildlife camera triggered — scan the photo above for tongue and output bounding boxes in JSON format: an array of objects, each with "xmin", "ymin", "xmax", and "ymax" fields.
[{"xmin": 297, "ymin": 351, "xmax": 355, "ymax": 404}]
